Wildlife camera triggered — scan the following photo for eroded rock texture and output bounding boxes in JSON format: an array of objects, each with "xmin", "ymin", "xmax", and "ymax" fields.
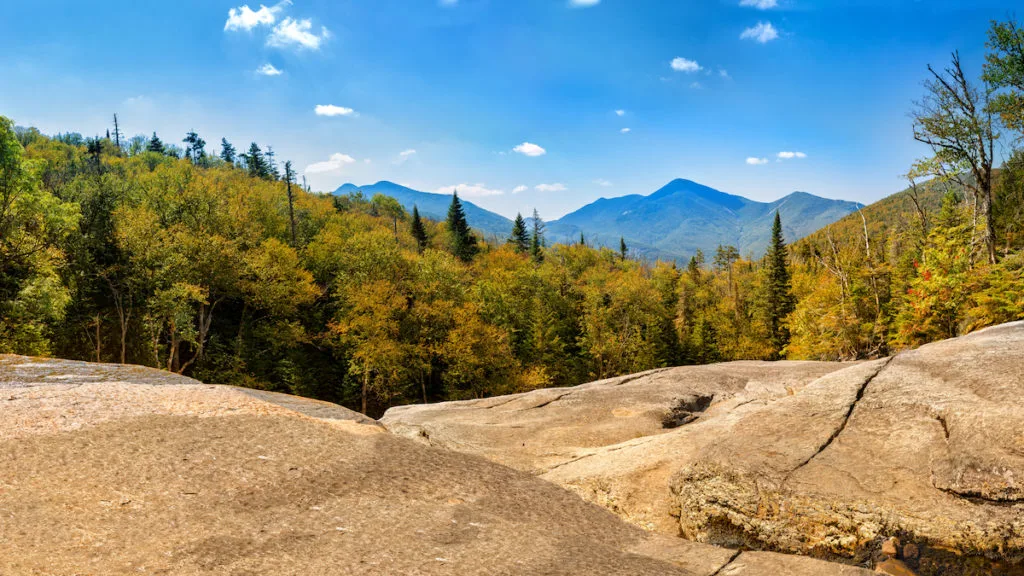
[
  {"xmin": 0, "ymin": 355, "xmax": 869, "ymax": 575},
  {"xmin": 383, "ymin": 322, "xmax": 1024, "ymax": 575}
]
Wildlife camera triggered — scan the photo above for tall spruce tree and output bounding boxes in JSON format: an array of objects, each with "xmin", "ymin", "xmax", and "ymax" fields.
[
  {"xmin": 530, "ymin": 208, "xmax": 545, "ymax": 263},
  {"xmin": 244, "ymin": 142, "xmax": 268, "ymax": 179},
  {"xmin": 446, "ymin": 192, "xmax": 478, "ymax": 261},
  {"xmin": 220, "ymin": 138, "xmax": 237, "ymax": 165},
  {"xmin": 284, "ymin": 161, "xmax": 297, "ymax": 246},
  {"xmin": 508, "ymin": 213, "xmax": 530, "ymax": 253},
  {"xmin": 764, "ymin": 211, "xmax": 795, "ymax": 358},
  {"xmin": 147, "ymin": 132, "xmax": 164, "ymax": 154},
  {"xmin": 619, "ymin": 237, "xmax": 628, "ymax": 260},
  {"xmin": 411, "ymin": 205, "xmax": 428, "ymax": 251}
]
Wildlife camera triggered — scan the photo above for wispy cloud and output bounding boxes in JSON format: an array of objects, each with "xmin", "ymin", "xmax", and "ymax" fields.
[
  {"xmin": 746, "ymin": 157, "xmax": 769, "ymax": 165},
  {"xmin": 740, "ymin": 0, "xmax": 778, "ymax": 9},
  {"xmin": 615, "ymin": 109, "xmax": 626, "ymax": 117},
  {"xmin": 671, "ymin": 57, "xmax": 702, "ymax": 73},
  {"xmin": 439, "ymin": 0, "xmax": 458, "ymax": 5},
  {"xmin": 620, "ymin": 127, "xmax": 631, "ymax": 133},
  {"xmin": 305, "ymin": 153, "xmax": 356, "ymax": 173},
  {"xmin": 256, "ymin": 63, "xmax": 283, "ymax": 76},
  {"xmin": 777, "ymin": 151, "xmax": 807, "ymax": 160},
  {"xmin": 535, "ymin": 183, "xmax": 567, "ymax": 192},
  {"xmin": 513, "ymin": 142, "xmax": 547, "ymax": 157},
  {"xmin": 593, "ymin": 179, "xmax": 613, "ymax": 187},
  {"xmin": 393, "ymin": 149, "xmax": 417, "ymax": 165},
  {"xmin": 268, "ymin": 17, "xmax": 330, "ymax": 50},
  {"xmin": 719, "ymin": 68, "xmax": 730, "ymax": 79},
  {"xmin": 569, "ymin": 0, "xmax": 600, "ymax": 7},
  {"xmin": 512, "ymin": 185, "xmax": 529, "ymax": 194},
  {"xmin": 437, "ymin": 183, "xmax": 505, "ymax": 197},
  {"xmin": 740, "ymin": 21, "xmax": 779, "ymax": 43},
  {"xmin": 315, "ymin": 104, "xmax": 356, "ymax": 117},
  {"xmin": 225, "ymin": 1, "xmax": 289, "ymax": 31}
]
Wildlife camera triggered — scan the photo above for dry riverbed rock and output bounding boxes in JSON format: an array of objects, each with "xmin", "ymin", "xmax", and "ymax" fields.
[
  {"xmin": 0, "ymin": 355, "xmax": 869, "ymax": 576},
  {"xmin": 383, "ymin": 322, "xmax": 1024, "ymax": 575}
]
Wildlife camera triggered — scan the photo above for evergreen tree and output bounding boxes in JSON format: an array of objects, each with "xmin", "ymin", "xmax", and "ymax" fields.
[
  {"xmin": 147, "ymin": 132, "xmax": 164, "ymax": 154},
  {"xmin": 411, "ymin": 205, "xmax": 428, "ymax": 252},
  {"xmin": 619, "ymin": 237, "xmax": 628, "ymax": 260},
  {"xmin": 446, "ymin": 191, "xmax": 478, "ymax": 261},
  {"xmin": 244, "ymin": 142, "xmax": 268, "ymax": 179},
  {"xmin": 265, "ymin": 146, "xmax": 280, "ymax": 180},
  {"xmin": 763, "ymin": 211, "xmax": 796, "ymax": 358},
  {"xmin": 284, "ymin": 161, "xmax": 296, "ymax": 246},
  {"xmin": 508, "ymin": 213, "xmax": 530, "ymax": 253},
  {"xmin": 183, "ymin": 131, "xmax": 207, "ymax": 165},
  {"xmin": 579, "ymin": 232, "xmax": 586, "ymax": 246},
  {"xmin": 531, "ymin": 208, "xmax": 545, "ymax": 263},
  {"xmin": 220, "ymin": 138, "xmax": 237, "ymax": 165}
]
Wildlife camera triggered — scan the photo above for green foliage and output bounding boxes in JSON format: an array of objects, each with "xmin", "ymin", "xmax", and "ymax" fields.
[
  {"xmin": 508, "ymin": 213, "xmax": 530, "ymax": 253},
  {"xmin": 763, "ymin": 212, "xmax": 795, "ymax": 357},
  {"xmin": 410, "ymin": 205, "xmax": 429, "ymax": 251},
  {"xmin": 446, "ymin": 192, "xmax": 478, "ymax": 261}
]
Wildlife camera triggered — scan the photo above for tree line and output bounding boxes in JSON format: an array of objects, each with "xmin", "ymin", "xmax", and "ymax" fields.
[{"xmin": 1, "ymin": 19, "xmax": 1022, "ymax": 415}]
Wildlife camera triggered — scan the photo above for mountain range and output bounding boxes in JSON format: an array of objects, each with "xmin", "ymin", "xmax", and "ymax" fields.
[{"xmin": 334, "ymin": 179, "xmax": 864, "ymax": 260}]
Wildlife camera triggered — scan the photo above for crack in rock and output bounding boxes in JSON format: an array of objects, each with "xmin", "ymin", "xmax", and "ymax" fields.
[
  {"xmin": 784, "ymin": 357, "xmax": 893, "ymax": 485},
  {"xmin": 708, "ymin": 550, "xmax": 743, "ymax": 576}
]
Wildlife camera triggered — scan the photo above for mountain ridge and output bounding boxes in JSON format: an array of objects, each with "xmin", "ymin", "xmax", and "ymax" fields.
[{"xmin": 334, "ymin": 178, "xmax": 863, "ymax": 260}]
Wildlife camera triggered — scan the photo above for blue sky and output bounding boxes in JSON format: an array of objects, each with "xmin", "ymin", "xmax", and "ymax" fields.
[{"xmin": 0, "ymin": 0, "xmax": 1014, "ymax": 219}]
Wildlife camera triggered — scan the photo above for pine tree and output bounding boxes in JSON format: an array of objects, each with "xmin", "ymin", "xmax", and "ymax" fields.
[
  {"xmin": 284, "ymin": 161, "xmax": 296, "ymax": 246},
  {"xmin": 183, "ymin": 131, "xmax": 207, "ymax": 165},
  {"xmin": 619, "ymin": 237, "xmax": 628, "ymax": 260},
  {"xmin": 508, "ymin": 213, "xmax": 530, "ymax": 253},
  {"xmin": 446, "ymin": 192, "xmax": 478, "ymax": 261},
  {"xmin": 244, "ymin": 142, "xmax": 268, "ymax": 179},
  {"xmin": 764, "ymin": 211, "xmax": 796, "ymax": 358},
  {"xmin": 220, "ymin": 138, "xmax": 237, "ymax": 165},
  {"xmin": 147, "ymin": 132, "xmax": 164, "ymax": 154},
  {"xmin": 411, "ymin": 205, "xmax": 428, "ymax": 251},
  {"xmin": 579, "ymin": 232, "xmax": 586, "ymax": 246},
  {"xmin": 530, "ymin": 208, "xmax": 545, "ymax": 263}
]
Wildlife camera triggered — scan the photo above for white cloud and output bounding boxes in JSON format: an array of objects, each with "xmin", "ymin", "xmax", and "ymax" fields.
[
  {"xmin": 224, "ymin": 1, "xmax": 289, "ymax": 31},
  {"xmin": 615, "ymin": 109, "xmax": 626, "ymax": 117},
  {"xmin": 268, "ymin": 17, "xmax": 330, "ymax": 50},
  {"xmin": 256, "ymin": 63, "xmax": 283, "ymax": 76},
  {"xmin": 512, "ymin": 185, "xmax": 529, "ymax": 194},
  {"xmin": 315, "ymin": 104, "xmax": 356, "ymax": 117},
  {"xmin": 436, "ymin": 183, "xmax": 505, "ymax": 198},
  {"xmin": 671, "ymin": 57, "xmax": 702, "ymax": 73},
  {"xmin": 740, "ymin": 21, "xmax": 779, "ymax": 43},
  {"xmin": 620, "ymin": 127, "xmax": 631, "ymax": 133},
  {"xmin": 535, "ymin": 183, "xmax": 567, "ymax": 192},
  {"xmin": 719, "ymin": 69, "xmax": 730, "ymax": 79},
  {"xmin": 740, "ymin": 0, "xmax": 778, "ymax": 8},
  {"xmin": 569, "ymin": 0, "xmax": 600, "ymax": 7},
  {"xmin": 593, "ymin": 179, "xmax": 613, "ymax": 187},
  {"xmin": 305, "ymin": 153, "xmax": 356, "ymax": 174},
  {"xmin": 513, "ymin": 142, "xmax": 547, "ymax": 157},
  {"xmin": 393, "ymin": 149, "xmax": 417, "ymax": 165},
  {"xmin": 440, "ymin": 0, "xmax": 458, "ymax": 5},
  {"xmin": 690, "ymin": 81, "xmax": 703, "ymax": 90},
  {"xmin": 746, "ymin": 157, "xmax": 769, "ymax": 165},
  {"xmin": 777, "ymin": 151, "xmax": 807, "ymax": 160}
]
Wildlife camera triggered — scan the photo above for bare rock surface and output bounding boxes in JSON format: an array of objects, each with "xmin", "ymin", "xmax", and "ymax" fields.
[
  {"xmin": 0, "ymin": 355, "xmax": 870, "ymax": 576},
  {"xmin": 382, "ymin": 322, "xmax": 1024, "ymax": 575}
]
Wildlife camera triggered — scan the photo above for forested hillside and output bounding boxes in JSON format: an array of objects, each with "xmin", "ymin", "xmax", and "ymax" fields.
[{"xmin": 2, "ymin": 19, "xmax": 1023, "ymax": 416}]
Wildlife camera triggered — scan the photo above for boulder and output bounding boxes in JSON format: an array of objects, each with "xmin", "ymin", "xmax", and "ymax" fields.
[
  {"xmin": 0, "ymin": 355, "xmax": 870, "ymax": 576},
  {"xmin": 383, "ymin": 322, "xmax": 1024, "ymax": 575}
]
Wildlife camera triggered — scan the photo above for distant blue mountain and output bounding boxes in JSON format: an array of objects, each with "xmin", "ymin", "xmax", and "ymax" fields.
[
  {"xmin": 335, "ymin": 179, "xmax": 862, "ymax": 261},
  {"xmin": 334, "ymin": 181, "xmax": 512, "ymax": 239},
  {"xmin": 546, "ymin": 179, "xmax": 863, "ymax": 259}
]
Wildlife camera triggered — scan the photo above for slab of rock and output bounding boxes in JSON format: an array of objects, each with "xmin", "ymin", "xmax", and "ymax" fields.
[
  {"xmin": 383, "ymin": 322, "xmax": 1024, "ymax": 575},
  {"xmin": 0, "ymin": 355, "xmax": 870, "ymax": 576}
]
